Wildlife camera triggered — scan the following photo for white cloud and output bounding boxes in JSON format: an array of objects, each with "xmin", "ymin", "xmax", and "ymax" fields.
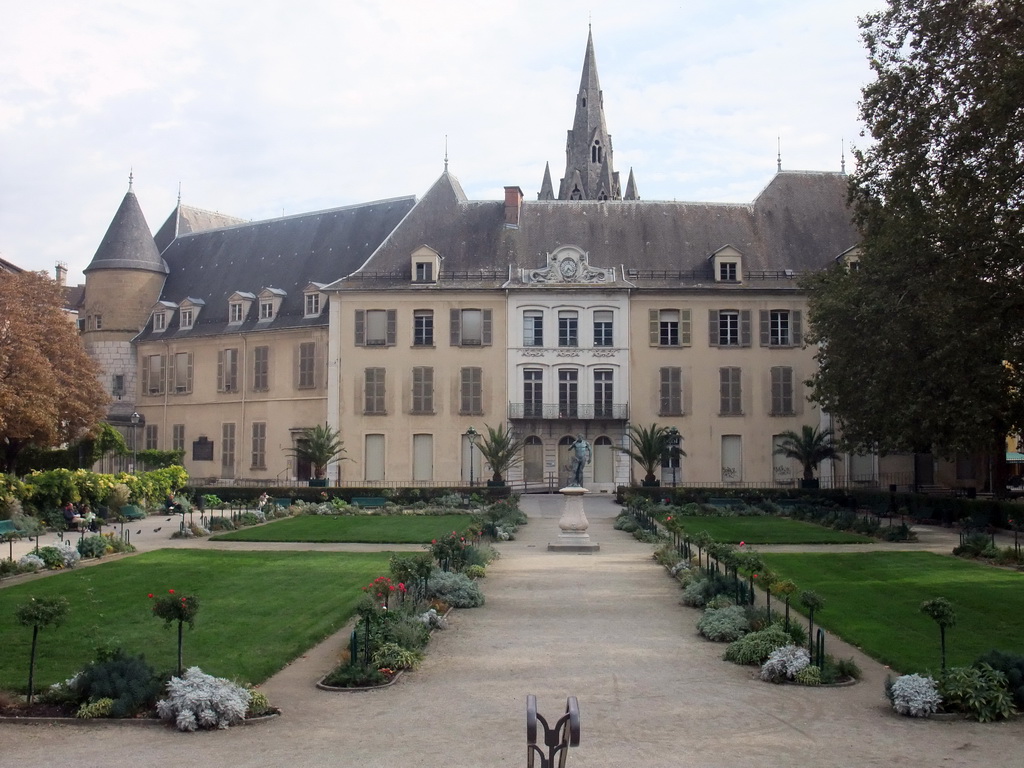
[{"xmin": 0, "ymin": 0, "xmax": 879, "ymax": 282}]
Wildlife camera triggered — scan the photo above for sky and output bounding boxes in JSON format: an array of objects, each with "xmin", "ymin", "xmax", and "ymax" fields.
[{"xmin": 0, "ymin": 0, "xmax": 883, "ymax": 285}]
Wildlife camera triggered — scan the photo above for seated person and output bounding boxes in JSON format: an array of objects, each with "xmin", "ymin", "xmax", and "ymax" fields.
[
  {"xmin": 81, "ymin": 506, "xmax": 98, "ymax": 532},
  {"xmin": 62, "ymin": 502, "xmax": 84, "ymax": 530}
]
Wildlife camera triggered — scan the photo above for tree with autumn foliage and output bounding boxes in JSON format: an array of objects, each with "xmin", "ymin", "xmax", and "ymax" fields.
[{"xmin": 0, "ymin": 270, "xmax": 109, "ymax": 472}]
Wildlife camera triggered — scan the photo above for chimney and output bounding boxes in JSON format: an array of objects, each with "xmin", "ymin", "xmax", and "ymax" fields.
[
  {"xmin": 55, "ymin": 261, "xmax": 68, "ymax": 286},
  {"xmin": 504, "ymin": 186, "xmax": 524, "ymax": 228}
]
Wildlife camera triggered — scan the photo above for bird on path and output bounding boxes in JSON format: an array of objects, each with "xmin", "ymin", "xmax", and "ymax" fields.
[
  {"xmin": 136, "ymin": 530, "xmax": 141, "ymax": 535},
  {"xmin": 153, "ymin": 527, "xmax": 162, "ymax": 533}
]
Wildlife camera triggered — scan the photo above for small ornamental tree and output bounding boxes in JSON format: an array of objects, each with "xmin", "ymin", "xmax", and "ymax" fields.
[
  {"xmin": 771, "ymin": 580, "xmax": 798, "ymax": 630},
  {"xmin": 150, "ymin": 589, "xmax": 200, "ymax": 676},
  {"xmin": 921, "ymin": 596, "xmax": 957, "ymax": 670},
  {"xmin": 15, "ymin": 595, "xmax": 70, "ymax": 704}
]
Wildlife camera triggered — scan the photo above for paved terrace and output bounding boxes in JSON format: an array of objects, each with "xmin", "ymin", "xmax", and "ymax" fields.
[{"xmin": 2, "ymin": 495, "xmax": 1022, "ymax": 767}]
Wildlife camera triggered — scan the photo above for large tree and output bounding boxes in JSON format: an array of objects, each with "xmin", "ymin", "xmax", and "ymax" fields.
[
  {"xmin": 806, "ymin": 0, "xmax": 1024, "ymax": 471},
  {"xmin": 0, "ymin": 270, "xmax": 109, "ymax": 472}
]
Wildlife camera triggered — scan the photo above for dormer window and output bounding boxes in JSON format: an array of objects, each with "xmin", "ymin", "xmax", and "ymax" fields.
[
  {"xmin": 710, "ymin": 246, "xmax": 744, "ymax": 284},
  {"xmin": 178, "ymin": 297, "xmax": 203, "ymax": 330},
  {"xmin": 837, "ymin": 245, "xmax": 862, "ymax": 272},
  {"xmin": 227, "ymin": 291, "xmax": 256, "ymax": 325},
  {"xmin": 150, "ymin": 301, "xmax": 175, "ymax": 333},
  {"xmin": 411, "ymin": 246, "xmax": 440, "ymax": 284},
  {"xmin": 305, "ymin": 293, "xmax": 321, "ymax": 316},
  {"xmin": 257, "ymin": 287, "xmax": 286, "ymax": 323},
  {"xmin": 302, "ymin": 282, "xmax": 326, "ymax": 318}
]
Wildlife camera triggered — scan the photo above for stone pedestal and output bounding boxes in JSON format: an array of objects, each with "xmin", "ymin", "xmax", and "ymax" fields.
[{"xmin": 548, "ymin": 486, "xmax": 600, "ymax": 552}]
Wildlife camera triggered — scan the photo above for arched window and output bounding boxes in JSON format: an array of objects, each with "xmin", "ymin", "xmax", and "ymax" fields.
[{"xmin": 591, "ymin": 141, "xmax": 603, "ymax": 163}]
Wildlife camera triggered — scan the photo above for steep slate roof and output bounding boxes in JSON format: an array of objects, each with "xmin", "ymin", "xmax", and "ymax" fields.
[
  {"xmin": 136, "ymin": 196, "xmax": 416, "ymax": 340},
  {"xmin": 84, "ymin": 188, "xmax": 167, "ymax": 275},
  {"xmin": 154, "ymin": 204, "xmax": 248, "ymax": 253},
  {"xmin": 336, "ymin": 170, "xmax": 858, "ymax": 291}
]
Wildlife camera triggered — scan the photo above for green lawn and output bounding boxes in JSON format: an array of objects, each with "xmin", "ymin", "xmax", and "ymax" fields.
[
  {"xmin": 210, "ymin": 514, "xmax": 474, "ymax": 543},
  {"xmin": 672, "ymin": 515, "xmax": 872, "ymax": 545},
  {"xmin": 0, "ymin": 549, "xmax": 393, "ymax": 691},
  {"xmin": 762, "ymin": 551, "xmax": 1024, "ymax": 674}
]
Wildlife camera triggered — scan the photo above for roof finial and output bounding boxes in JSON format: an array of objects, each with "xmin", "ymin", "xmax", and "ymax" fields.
[
  {"xmin": 128, "ymin": 167, "xmax": 134, "ymax": 191},
  {"xmin": 776, "ymin": 137, "xmax": 782, "ymax": 172},
  {"xmin": 177, "ymin": 181, "xmax": 182, "ymax": 206},
  {"xmin": 841, "ymin": 138, "xmax": 846, "ymax": 174},
  {"xmin": 444, "ymin": 135, "xmax": 449, "ymax": 172}
]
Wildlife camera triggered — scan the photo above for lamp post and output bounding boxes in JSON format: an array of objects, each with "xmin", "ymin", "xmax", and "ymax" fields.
[
  {"xmin": 130, "ymin": 412, "xmax": 140, "ymax": 473},
  {"xmin": 667, "ymin": 426, "xmax": 680, "ymax": 488},
  {"xmin": 467, "ymin": 426, "xmax": 479, "ymax": 487}
]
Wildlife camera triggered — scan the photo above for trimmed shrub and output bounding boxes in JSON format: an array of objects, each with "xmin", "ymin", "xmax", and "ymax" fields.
[
  {"xmin": 427, "ymin": 570, "xmax": 485, "ymax": 608},
  {"xmin": 77, "ymin": 534, "xmax": 108, "ymax": 559},
  {"xmin": 724, "ymin": 625, "xmax": 790, "ymax": 665},
  {"xmin": 697, "ymin": 605, "xmax": 750, "ymax": 642},
  {"xmin": 72, "ymin": 648, "xmax": 161, "ymax": 718},
  {"xmin": 887, "ymin": 673, "xmax": 941, "ymax": 717},
  {"xmin": 795, "ymin": 665, "xmax": 822, "ymax": 686},
  {"xmin": 76, "ymin": 697, "xmax": 114, "ymax": 718},
  {"xmin": 371, "ymin": 642, "xmax": 422, "ymax": 670},
  {"xmin": 156, "ymin": 667, "xmax": 252, "ymax": 731},
  {"xmin": 760, "ymin": 644, "xmax": 811, "ymax": 683}
]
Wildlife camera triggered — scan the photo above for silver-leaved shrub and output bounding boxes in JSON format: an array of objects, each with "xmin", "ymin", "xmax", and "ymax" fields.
[
  {"xmin": 760, "ymin": 644, "xmax": 811, "ymax": 683},
  {"xmin": 156, "ymin": 666, "xmax": 252, "ymax": 731},
  {"xmin": 697, "ymin": 605, "xmax": 750, "ymax": 642},
  {"xmin": 889, "ymin": 673, "xmax": 942, "ymax": 717},
  {"xmin": 17, "ymin": 553, "xmax": 45, "ymax": 572}
]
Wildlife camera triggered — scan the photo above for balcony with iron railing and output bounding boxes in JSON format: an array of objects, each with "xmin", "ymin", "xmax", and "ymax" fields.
[{"xmin": 508, "ymin": 403, "xmax": 629, "ymax": 420}]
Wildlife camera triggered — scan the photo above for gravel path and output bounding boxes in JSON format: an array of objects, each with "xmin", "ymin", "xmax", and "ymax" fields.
[{"xmin": 2, "ymin": 495, "xmax": 1022, "ymax": 767}]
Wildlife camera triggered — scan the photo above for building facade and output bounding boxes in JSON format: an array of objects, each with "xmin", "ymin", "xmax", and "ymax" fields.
[{"xmin": 80, "ymin": 30, "xmax": 874, "ymax": 489}]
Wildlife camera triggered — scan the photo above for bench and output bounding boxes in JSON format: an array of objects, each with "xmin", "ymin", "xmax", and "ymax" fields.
[
  {"xmin": 0, "ymin": 520, "xmax": 19, "ymax": 536},
  {"xmin": 274, "ymin": 498, "xmax": 292, "ymax": 509},
  {"xmin": 351, "ymin": 497, "xmax": 388, "ymax": 508},
  {"xmin": 708, "ymin": 497, "xmax": 744, "ymax": 509}
]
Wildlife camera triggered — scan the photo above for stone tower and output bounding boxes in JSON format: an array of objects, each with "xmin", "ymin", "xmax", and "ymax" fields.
[
  {"xmin": 81, "ymin": 178, "xmax": 168, "ymax": 422},
  {"xmin": 540, "ymin": 29, "xmax": 636, "ymax": 201}
]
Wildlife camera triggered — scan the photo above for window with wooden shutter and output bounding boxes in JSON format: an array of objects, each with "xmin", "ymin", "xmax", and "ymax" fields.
[
  {"xmin": 365, "ymin": 368, "xmax": 386, "ymax": 414},
  {"xmin": 298, "ymin": 342, "xmax": 316, "ymax": 389},
  {"xmin": 251, "ymin": 422, "xmax": 266, "ymax": 469},
  {"xmin": 220, "ymin": 348, "xmax": 238, "ymax": 392},
  {"xmin": 386, "ymin": 309, "xmax": 397, "ymax": 345},
  {"xmin": 145, "ymin": 354, "xmax": 165, "ymax": 395},
  {"xmin": 452, "ymin": 308, "xmax": 491, "ymax": 346},
  {"xmin": 354, "ymin": 310, "xmax": 365, "ymax": 345},
  {"xmin": 412, "ymin": 366, "xmax": 434, "ymax": 413},
  {"xmin": 770, "ymin": 366, "xmax": 795, "ymax": 415},
  {"xmin": 792, "ymin": 311, "xmax": 802, "ymax": 345},
  {"xmin": 252, "ymin": 346, "xmax": 269, "ymax": 391},
  {"xmin": 450, "ymin": 308, "xmax": 461, "ymax": 346},
  {"xmin": 660, "ymin": 367, "xmax": 682, "ymax": 415},
  {"xmin": 461, "ymin": 367, "xmax": 482, "ymax": 414},
  {"xmin": 719, "ymin": 367, "xmax": 742, "ymax": 415},
  {"xmin": 679, "ymin": 309, "xmax": 691, "ymax": 345}
]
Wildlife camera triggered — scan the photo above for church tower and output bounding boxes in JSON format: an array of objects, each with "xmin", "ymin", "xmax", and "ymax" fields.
[
  {"xmin": 81, "ymin": 175, "xmax": 168, "ymax": 421},
  {"xmin": 546, "ymin": 28, "xmax": 624, "ymax": 201}
]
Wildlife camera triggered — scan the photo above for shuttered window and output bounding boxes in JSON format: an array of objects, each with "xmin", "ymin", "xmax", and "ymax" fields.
[
  {"xmin": 356, "ymin": 309, "xmax": 396, "ymax": 346},
  {"xmin": 297, "ymin": 342, "xmax": 316, "ymax": 389},
  {"xmin": 770, "ymin": 366, "xmax": 795, "ymax": 415},
  {"xmin": 252, "ymin": 346, "xmax": 269, "ymax": 391},
  {"xmin": 719, "ymin": 367, "xmax": 742, "ymax": 415},
  {"xmin": 365, "ymin": 368, "xmax": 386, "ymax": 414},
  {"xmin": 709, "ymin": 310, "xmax": 751, "ymax": 347},
  {"xmin": 450, "ymin": 308, "xmax": 492, "ymax": 346},
  {"xmin": 660, "ymin": 367, "xmax": 682, "ymax": 415},
  {"xmin": 412, "ymin": 367, "xmax": 434, "ymax": 414},
  {"xmin": 461, "ymin": 367, "xmax": 483, "ymax": 415}
]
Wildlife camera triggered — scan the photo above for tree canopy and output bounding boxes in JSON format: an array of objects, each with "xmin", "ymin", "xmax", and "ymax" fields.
[
  {"xmin": 805, "ymin": 0, "xmax": 1024, "ymax": 460},
  {"xmin": 0, "ymin": 270, "xmax": 109, "ymax": 472}
]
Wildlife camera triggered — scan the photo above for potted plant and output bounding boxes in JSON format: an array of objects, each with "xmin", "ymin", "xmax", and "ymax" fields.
[
  {"xmin": 773, "ymin": 425, "xmax": 838, "ymax": 489},
  {"xmin": 291, "ymin": 424, "xmax": 347, "ymax": 486},
  {"xmin": 476, "ymin": 423, "xmax": 525, "ymax": 486},
  {"xmin": 617, "ymin": 423, "xmax": 681, "ymax": 486}
]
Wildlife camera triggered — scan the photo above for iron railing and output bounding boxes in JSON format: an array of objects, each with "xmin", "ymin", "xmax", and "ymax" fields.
[{"xmin": 507, "ymin": 403, "xmax": 629, "ymax": 420}]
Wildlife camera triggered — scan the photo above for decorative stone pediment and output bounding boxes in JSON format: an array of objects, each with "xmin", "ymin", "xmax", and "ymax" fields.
[{"xmin": 521, "ymin": 246, "xmax": 615, "ymax": 285}]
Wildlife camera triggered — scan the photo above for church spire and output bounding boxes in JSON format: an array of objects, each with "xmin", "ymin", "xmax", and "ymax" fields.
[{"xmin": 556, "ymin": 28, "xmax": 621, "ymax": 201}]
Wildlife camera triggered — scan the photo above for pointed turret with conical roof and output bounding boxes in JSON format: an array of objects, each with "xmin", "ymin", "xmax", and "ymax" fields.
[
  {"xmin": 84, "ymin": 176, "xmax": 167, "ymax": 275},
  {"xmin": 555, "ymin": 27, "xmax": 622, "ymax": 201},
  {"xmin": 81, "ymin": 174, "xmax": 169, "ymax": 421}
]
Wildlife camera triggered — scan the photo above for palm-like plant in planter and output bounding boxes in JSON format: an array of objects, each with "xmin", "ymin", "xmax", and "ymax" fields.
[
  {"xmin": 291, "ymin": 424, "xmax": 347, "ymax": 483},
  {"xmin": 476, "ymin": 423, "xmax": 525, "ymax": 485},
  {"xmin": 773, "ymin": 425, "xmax": 838, "ymax": 486},
  {"xmin": 617, "ymin": 423, "xmax": 683, "ymax": 486}
]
